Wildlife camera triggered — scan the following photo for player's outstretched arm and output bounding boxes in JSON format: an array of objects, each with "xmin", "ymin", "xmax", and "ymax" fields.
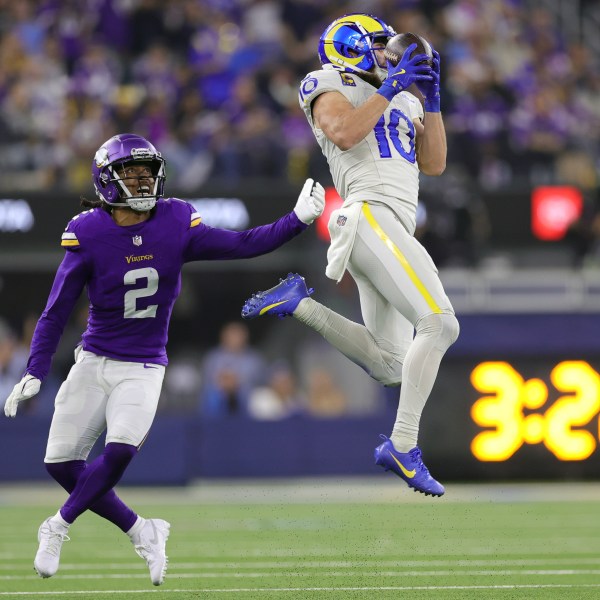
[
  {"xmin": 4, "ymin": 374, "xmax": 41, "ymax": 417},
  {"xmin": 183, "ymin": 178, "xmax": 325, "ymax": 261}
]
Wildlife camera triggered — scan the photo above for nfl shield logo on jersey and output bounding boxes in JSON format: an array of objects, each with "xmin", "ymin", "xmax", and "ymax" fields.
[{"xmin": 132, "ymin": 235, "xmax": 143, "ymax": 246}]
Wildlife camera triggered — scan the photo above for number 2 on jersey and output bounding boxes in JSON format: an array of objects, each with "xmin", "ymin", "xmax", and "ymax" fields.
[
  {"xmin": 374, "ymin": 109, "xmax": 416, "ymax": 163},
  {"xmin": 124, "ymin": 267, "xmax": 158, "ymax": 318}
]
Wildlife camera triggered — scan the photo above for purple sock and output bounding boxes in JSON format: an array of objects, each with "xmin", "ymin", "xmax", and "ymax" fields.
[
  {"xmin": 56, "ymin": 443, "xmax": 138, "ymax": 528},
  {"xmin": 46, "ymin": 460, "xmax": 138, "ymax": 532}
]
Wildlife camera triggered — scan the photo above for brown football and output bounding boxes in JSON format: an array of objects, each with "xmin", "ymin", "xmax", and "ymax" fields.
[{"xmin": 384, "ymin": 32, "xmax": 433, "ymax": 67}]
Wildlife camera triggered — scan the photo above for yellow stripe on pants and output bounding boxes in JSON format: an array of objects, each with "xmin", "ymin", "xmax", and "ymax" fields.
[{"xmin": 361, "ymin": 202, "xmax": 442, "ymax": 314}]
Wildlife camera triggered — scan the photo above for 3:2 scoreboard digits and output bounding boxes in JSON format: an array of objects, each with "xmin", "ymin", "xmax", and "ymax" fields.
[{"xmin": 470, "ymin": 361, "xmax": 600, "ymax": 462}]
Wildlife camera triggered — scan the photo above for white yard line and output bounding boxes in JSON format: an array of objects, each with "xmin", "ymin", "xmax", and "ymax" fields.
[
  {"xmin": 3, "ymin": 583, "xmax": 600, "ymax": 595},
  {"xmin": 3, "ymin": 557, "xmax": 600, "ymax": 570},
  {"xmin": 4, "ymin": 480, "xmax": 600, "ymax": 505},
  {"xmin": 3, "ymin": 569, "xmax": 600, "ymax": 580}
]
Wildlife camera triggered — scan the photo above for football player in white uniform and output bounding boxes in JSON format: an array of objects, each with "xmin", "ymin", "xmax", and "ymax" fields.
[{"xmin": 242, "ymin": 13, "xmax": 459, "ymax": 496}]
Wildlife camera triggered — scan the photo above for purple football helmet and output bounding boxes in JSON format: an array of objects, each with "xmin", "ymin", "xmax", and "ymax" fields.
[{"xmin": 92, "ymin": 133, "xmax": 166, "ymax": 211}]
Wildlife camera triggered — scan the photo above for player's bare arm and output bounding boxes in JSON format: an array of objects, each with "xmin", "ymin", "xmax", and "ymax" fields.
[
  {"xmin": 414, "ymin": 113, "xmax": 447, "ymax": 176},
  {"xmin": 312, "ymin": 41, "xmax": 432, "ymax": 152},
  {"xmin": 312, "ymin": 90, "xmax": 390, "ymax": 151}
]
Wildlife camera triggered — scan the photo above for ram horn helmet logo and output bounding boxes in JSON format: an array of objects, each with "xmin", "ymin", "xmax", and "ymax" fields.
[{"xmin": 132, "ymin": 235, "xmax": 143, "ymax": 246}]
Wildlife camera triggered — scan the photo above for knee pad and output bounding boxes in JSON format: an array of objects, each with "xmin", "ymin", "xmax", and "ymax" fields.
[{"xmin": 416, "ymin": 312, "xmax": 460, "ymax": 351}]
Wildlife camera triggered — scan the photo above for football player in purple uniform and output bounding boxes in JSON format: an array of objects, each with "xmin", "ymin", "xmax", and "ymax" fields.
[{"xmin": 2, "ymin": 133, "xmax": 325, "ymax": 585}]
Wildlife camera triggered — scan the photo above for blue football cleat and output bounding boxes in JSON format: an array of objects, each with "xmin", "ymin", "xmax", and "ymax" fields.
[
  {"xmin": 241, "ymin": 273, "xmax": 313, "ymax": 320},
  {"xmin": 374, "ymin": 435, "xmax": 445, "ymax": 497}
]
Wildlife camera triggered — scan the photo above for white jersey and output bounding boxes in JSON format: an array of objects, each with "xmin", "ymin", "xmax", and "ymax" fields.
[{"xmin": 299, "ymin": 67, "xmax": 424, "ymax": 234}]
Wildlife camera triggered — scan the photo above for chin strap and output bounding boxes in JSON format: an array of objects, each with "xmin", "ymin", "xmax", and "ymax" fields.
[
  {"xmin": 374, "ymin": 65, "xmax": 388, "ymax": 83},
  {"xmin": 103, "ymin": 197, "xmax": 157, "ymax": 212}
]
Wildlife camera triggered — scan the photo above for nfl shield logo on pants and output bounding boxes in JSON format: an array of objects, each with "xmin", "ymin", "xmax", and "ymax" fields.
[
  {"xmin": 336, "ymin": 215, "xmax": 347, "ymax": 227},
  {"xmin": 132, "ymin": 235, "xmax": 143, "ymax": 246}
]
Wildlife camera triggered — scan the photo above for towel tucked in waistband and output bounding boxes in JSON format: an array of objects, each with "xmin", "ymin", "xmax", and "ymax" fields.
[{"xmin": 325, "ymin": 202, "xmax": 362, "ymax": 282}]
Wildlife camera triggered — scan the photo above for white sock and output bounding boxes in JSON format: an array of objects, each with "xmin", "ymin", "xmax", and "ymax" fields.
[
  {"xmin": 126, "ymin": 516, "xmax": 145, "ymax": 539},
  {"xmin": 52, "ymin": 511, "xmax": 71, "ymax": 530}
]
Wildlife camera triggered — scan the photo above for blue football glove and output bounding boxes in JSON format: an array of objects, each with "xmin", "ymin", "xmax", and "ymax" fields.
[
  {"xmin": 415, "ymin": 48, "xmax": 441, "ymax": 112},
  {"xmin": 377, "ymin": 43, "xmax": 433, "ymax": 102}
]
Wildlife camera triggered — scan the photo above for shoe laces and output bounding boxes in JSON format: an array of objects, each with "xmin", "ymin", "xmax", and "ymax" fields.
[
  {"xmin": 244, "ymin": 292, "xmax": 265, "ymax": 308},
  {"xmin": 134, "ymin": 542, "xmax": 160, "ymax": 563},
  {"xmin": 39, "ymin": 526, "xmax": 69, "ymax": 557},
  {"xmin": 134, "ymin": 543, "xmax": 151, "ymax": 560},
  {"xmin": 408, "ymin": 447, "xmax": 429, "ymax": 474},
  {"xmin": 245, "ymin": 293, "xmax": 258, "ymax": 304},
  {"xmin": 134, "ymin": 543, "xmax": 168, "ymax": 572},
  {"xmin": 133, "ymin": 530, "xmax": 164, "ymax": 561}
]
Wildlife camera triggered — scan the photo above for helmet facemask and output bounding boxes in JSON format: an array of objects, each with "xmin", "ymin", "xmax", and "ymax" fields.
[
  {"xmin": 106, "ymin": 156, "xmax": 165, "ymax": 212},
  {"xmin": 370, "ymin": 36, "xmax": 392, "ymax": 83}
]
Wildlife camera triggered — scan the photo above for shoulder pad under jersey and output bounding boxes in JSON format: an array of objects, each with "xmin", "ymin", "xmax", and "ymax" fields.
[
  {"xmin": 60, "ymin": 208, "xmax": 98, "ymax": 249},
  {"xmin": 161, "ymin": 197, "xmax": 202, "ymax": 229},
  {"xmin": 298, "ymin": 69, "xmax": 358, "ymax": 109}
]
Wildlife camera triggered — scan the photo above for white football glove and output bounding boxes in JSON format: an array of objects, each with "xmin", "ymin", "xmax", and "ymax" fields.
[
  {"xmin": 4, "ymin": 374, "xmax": 41, "ymax": 417},
  {"xmin": 293, "ymin": 178, "xmax": 326, "ymax": 225}
]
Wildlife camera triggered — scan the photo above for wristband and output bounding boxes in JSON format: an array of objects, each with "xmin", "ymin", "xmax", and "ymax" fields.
[
  {"xmin": 376, "ymin": 80, "xmax": 400, "ymax": 102},
  {"xmin": 424, "ymin": 96, "xmax": 441, "ymax": 113}
]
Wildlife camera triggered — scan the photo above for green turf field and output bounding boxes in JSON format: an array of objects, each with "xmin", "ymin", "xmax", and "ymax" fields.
[{"xmin": 1, "ymin": 481, "xmax": 600, "ymax": 599}]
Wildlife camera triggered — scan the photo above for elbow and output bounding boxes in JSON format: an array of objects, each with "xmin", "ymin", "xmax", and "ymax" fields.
[
  {"xmin": 334, "ymin": 134, "xmax": 358, "ymax": 152},
  {"xmin": 421, "ymin": 161, "xmax": 446, "ymax": 177},
  {"xmin": 324, "ymin": 116, "xmax": 365, "ymax": 150},
  {"xmin": 328, "ymin": 124, "xmax": 361, "ymax": 151},
  {"xmin": 431, "ymin": 163, "xmax": 447, "ymax": 177}
]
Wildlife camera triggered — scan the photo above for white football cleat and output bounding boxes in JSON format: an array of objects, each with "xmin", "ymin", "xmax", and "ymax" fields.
[
  {"xmin": 131, "ymin": 518, "xmax": 171, "ymax": 585},
  {"xmin": 34, "ymin": 517, "xmax": 70, "ymax": 578}
]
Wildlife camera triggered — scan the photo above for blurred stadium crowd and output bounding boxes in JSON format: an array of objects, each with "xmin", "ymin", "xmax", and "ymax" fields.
[
  {"xmin": 0, "ymin": 0, "xmax": 598, "ymax": 194},
  {"xmin": 1, "ymin": 1, "xmax": 599, "ymax": 420},
  {"xmin": 0, "ymin": 313, "xmax": 387, "ymax": 420}
]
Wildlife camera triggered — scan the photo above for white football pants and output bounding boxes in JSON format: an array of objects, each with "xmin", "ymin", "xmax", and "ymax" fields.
[
  {"xmin": 45, "ymin": 350, "xmax": 165, "ymax": 463},
  {"xmin": 295, "ymin": 202, "xmax": 459, "ymax": 450}
]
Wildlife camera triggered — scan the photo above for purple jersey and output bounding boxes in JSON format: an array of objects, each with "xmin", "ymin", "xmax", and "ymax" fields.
[{"xmin": 26, "ymin": 198, "xmax": 307, "ymax": 379}]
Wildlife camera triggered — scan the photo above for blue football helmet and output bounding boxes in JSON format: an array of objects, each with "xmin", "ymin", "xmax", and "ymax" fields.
[
  {"xmin": 318, "ymin": 13, "xmax": 396, "ymax": 81},
  {"xmin": 92, "ymin": 133, "xmax": 166, "ymax": 212}
]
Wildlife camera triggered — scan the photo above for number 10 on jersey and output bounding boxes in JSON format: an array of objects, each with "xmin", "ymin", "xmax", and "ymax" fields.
[{"xmin": 373, "ymin": 109, "xmax": 416, "ymax": 163}]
